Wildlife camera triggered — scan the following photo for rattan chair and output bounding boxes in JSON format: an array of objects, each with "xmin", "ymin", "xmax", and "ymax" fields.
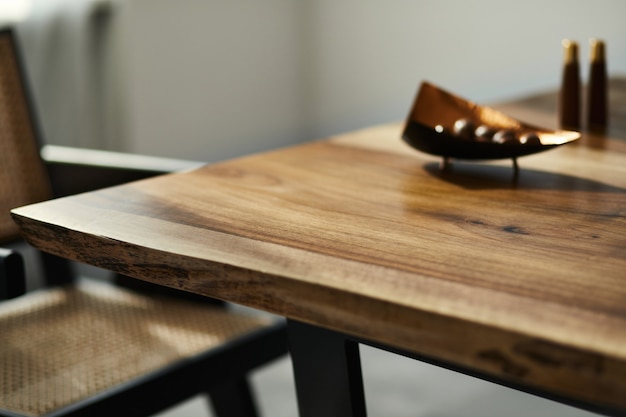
[{"xmin": 0, "ymin": 28, "xmax": 287, "ymax": 417}]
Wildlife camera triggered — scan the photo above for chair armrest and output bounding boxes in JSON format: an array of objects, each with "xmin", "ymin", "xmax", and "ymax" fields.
[
  {"xmin": 41, "ymin": 145, "xmax": 206, "ymax": 197},
  {"xmin": 0, "ymin": 247, "xmax": 26, "ymax": 299}
]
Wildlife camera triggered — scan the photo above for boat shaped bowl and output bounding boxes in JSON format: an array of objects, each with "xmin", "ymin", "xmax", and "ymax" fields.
[{"xmin": 402, "ymin": 82, "xmax": 580, "ymax": 161}]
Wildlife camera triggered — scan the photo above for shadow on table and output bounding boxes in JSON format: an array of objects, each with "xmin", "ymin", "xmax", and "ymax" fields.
[{"xmin": 421, "ymin": 161, "xmax": 626, "ymax": 194}]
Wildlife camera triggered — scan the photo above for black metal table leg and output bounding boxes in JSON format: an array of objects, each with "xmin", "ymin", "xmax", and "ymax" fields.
[{"xmin": 287, "ymin": 319, "xmax": 367, "ymax": 417}]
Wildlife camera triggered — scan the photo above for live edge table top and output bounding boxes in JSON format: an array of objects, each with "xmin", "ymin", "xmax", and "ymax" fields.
[{"xmin": 12, "ymin": 87, "xmax": 626, "ymax": 413}]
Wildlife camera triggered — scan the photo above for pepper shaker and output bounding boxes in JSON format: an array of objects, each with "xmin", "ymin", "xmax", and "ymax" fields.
[{"xmin": 587, "ymin": 38, "xmax": 608, "ymax": 132}]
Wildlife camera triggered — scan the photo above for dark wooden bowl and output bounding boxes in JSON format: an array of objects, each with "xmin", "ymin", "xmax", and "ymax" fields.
[{"xmin": 402, "ymin": 82, "xmax": 580, "ymax": 164}]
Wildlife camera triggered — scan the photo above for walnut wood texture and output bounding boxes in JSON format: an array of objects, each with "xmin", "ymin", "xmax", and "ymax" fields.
[{"xmin": 12, "ymin": 83, "xmax": 626, "ymax": 413}]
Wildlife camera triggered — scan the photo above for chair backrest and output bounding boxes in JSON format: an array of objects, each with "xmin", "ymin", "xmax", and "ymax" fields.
[
  {"xmin": 0, "ymin": 28, "xmax": 214, "ymax": 295},
  {"xmin": 0, "ymin": 29, "xmax": 52, "ymax": 244}
]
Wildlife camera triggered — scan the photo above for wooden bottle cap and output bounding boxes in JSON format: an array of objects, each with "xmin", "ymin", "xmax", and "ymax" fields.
[
  {"xmin": 562, "ymin": 39, "xmax": 579, "ymax": 64},
  {"xmin": 589, "ymin": 38, "xmax": 605, "ymax": 63}
]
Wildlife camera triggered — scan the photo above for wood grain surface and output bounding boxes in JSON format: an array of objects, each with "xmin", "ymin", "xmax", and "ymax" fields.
[{"xmin": 12, "ymin": 84, "xmax": 626, "ymax": 413}]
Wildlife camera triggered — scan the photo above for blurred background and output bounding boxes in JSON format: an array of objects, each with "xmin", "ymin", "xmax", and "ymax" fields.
[
  {"xmin": 8, "ymin": 0, "xmax": 626, "ymax": 163},
  {"xmin": 4, "ymin": 1, "xmax": 625, "ymax": 416}
]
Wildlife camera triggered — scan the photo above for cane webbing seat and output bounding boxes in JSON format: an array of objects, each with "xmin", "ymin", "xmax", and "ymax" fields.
[
  {"xmin": 0, "ymin": 27, "xmax": 287, "ymax": 417},
  {"xmin": 0, "ymin": 280, "xmax": 273, "ymax": 417}
]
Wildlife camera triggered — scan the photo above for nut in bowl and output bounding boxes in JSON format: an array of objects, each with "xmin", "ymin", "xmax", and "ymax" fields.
[{"xmin": 402, "ymin": 82, "xmax": 580, "ymax": 173}]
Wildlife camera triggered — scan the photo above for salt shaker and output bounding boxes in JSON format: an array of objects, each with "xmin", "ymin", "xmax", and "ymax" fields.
[{"xmin": 558, "ymin": 39, "xmax": 581, "ymax": 130}]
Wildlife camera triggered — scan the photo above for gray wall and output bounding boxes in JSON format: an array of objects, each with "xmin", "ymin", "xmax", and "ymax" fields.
[
  {"xmin": 15, "ymin": 0, "xmax": 626, "ymax": 162},
  {"xmin": 15, "ymin": 0, "xmax": 123, "ymax": 151}
]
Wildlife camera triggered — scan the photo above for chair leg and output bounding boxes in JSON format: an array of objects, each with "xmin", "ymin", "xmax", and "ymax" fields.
[{"xmin": 207, "ymin": 377, "xmax": 259, "ymax": 417}]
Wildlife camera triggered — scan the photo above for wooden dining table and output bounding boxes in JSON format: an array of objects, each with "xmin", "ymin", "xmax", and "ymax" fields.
[{"xmin": 12, "ymin": 79, "xmax": 626, "ymax": 416}]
